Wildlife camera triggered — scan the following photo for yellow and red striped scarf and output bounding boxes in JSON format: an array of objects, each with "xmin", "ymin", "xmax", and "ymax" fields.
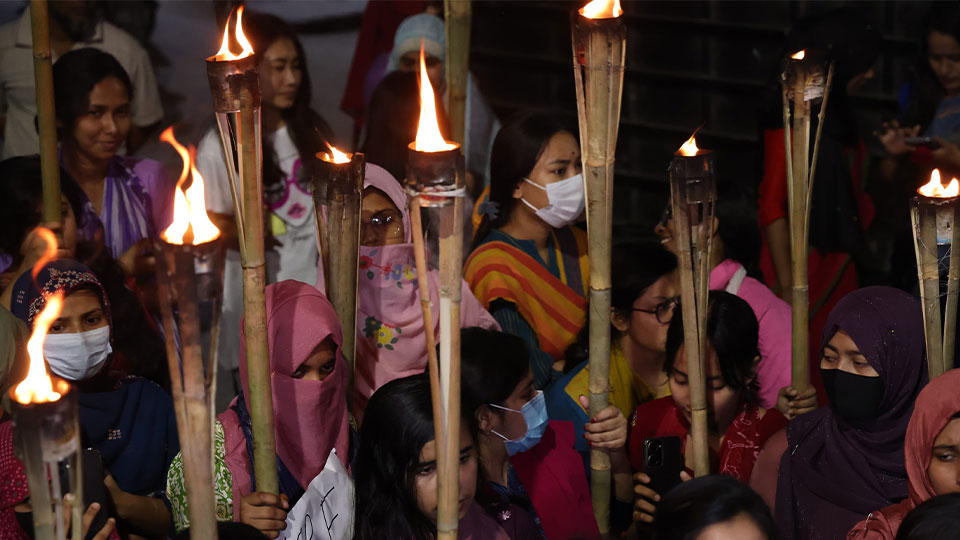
[{"xmin": 464, "ymin": 227, "xmax": 588, "ymax": 361}]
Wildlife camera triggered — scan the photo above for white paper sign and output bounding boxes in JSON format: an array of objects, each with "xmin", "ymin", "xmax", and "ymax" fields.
[{"xmin": 278, "ymin": 449, "xmax": 354, "ymax": 540}]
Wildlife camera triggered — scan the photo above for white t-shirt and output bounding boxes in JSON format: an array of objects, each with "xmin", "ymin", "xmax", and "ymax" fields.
[
  {"xmin": 0, "ymin": 7, "xmax": 163, "ymax": 159},
  {"xmin": 196, "ymin": 124, "xmax": 319, "ymax": 369}
]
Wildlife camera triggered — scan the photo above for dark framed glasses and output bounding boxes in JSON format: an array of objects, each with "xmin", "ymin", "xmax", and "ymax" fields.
[{"xmin": 634, "ymin": 297, "xmax": 679, "ymax": 324}]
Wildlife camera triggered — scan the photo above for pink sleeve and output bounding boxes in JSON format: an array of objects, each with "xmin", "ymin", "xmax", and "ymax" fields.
[
  {"xmin": 749, "ymin": 427, "xmax": 787, "ymax": 513},
  {"xmin": 755, "ymin": 292, "xmax": 793, "ymax": 409},
  {"xmin": 460, "ymin": 279, "xmax": 500, "ymax": 331}
]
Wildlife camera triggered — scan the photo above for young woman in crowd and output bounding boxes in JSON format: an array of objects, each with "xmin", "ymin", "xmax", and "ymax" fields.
[
  {"xmin": 657, "ymin": 184, "xmax": 798, "ymax": 414},
  {"xmin": 9, "ymin": 259, "xmax": 177, "ymax": 539},
  {"xmin": 196, "ymin": 12, "xmax": 336, "ymax": 393},
  {"xmin": 770, "ymin": 287, "xmax": 928, "ymax": 540},
  {"xmin": 355, "ymin": 373, "xmax": 538, "ymax": 540},
  {"xmin": 315, "ymin": 163, "xmax": 497, "ymax": 415},
  {"xmin": 0, "ymin": 156, "xmax": 169, "ymax": 390},
  {"xmin": 464, "ymin": 112, "xmax": 588, "ymax": 389},
  {"xmin": 53, "ymin": 48, "xmax": 172, "ymax": 279},
  {"xmin": 547, "ymin": 241, "xmax": 676, "ymax": 463},
  {"xmin": 652, "ymin": 475, "xmax": 778, "ymax": 540},
  {"xmin": 629, "ymin": 291, "xmax": 788, "ymax": 524},
  {"xmin": 892, "ymin": 494, "xmax": 960, "ymax": 540},
  {"xmin": 848, "ymin": 368, "xmax": 960, "ymax": 539},
  {"xmin": 166, "ymin": 281, "xmax": 349, "ymax": 538},
  {"xmin": 461, "ymin": 327, "xmax": 633, "ymax": 539}
]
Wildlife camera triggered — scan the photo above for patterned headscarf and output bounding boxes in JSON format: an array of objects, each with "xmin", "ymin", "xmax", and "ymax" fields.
[{"xmin": 10, "ymin": 259, "xmax": 111, "ymax": 330}]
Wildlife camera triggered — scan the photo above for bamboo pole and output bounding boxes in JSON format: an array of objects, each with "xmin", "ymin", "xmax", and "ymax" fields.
[
  {"xmin": 314, "ymin": 154, "xmax": 364, "ymax": 405},
  {"xmin": 571, "ymin": 8, "xmax": 625, "ymax": 532},
  {"xmin": 668, "ymin": 152, "xmax": 715, "ymax": 478},
  {"xmin": 156, "ymin": 245, "xmax": 219, "ymax": 539},
  {"xmin": 435, "ymin": 197, "xmax": 463, "ymax": 540},
  {"xmin": 409, "ymin": 197, "xmax": 446, "ymax": 468},
  {"xmin": 788, "ymin": 78, "xmax": 812, "ymax": 393},
  {"xmin": 238, "ymin": 93, "xmax": 278, "ymax": 495},
  {"xmin": 944, "ymin": 203, "xmax": 960, "ymax": 371},
  {"xmin": 29, "ymin": 0, "xmax": 61, "ymax": 225},
  {"xmin": 444, "ymin": 0, "xmax": 471, "ymax": 145},
  {"xmin": 913, "ymin": 200, "xmax": 946, "ymax": 379}
]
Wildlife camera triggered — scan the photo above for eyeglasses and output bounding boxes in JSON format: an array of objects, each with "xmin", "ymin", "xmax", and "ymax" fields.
[
  {"xmin": 633, "ymin": 297, "xmax": 679, "ymax": 324},
  {"xmin": 399, "ymin": 55, "xmax": 442, "ymax": 70},
  {"xmin": 361, "ymin": 210, "xmax": 404, "ymax": 245}
]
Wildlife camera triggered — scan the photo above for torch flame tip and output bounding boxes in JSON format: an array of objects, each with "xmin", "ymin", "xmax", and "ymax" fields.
[
  {"xmin": 791, "ymin": 50, "xmax": 806, "ymax": 60},
  {"xmin": 918, "ymin": 169, "xmax": 960, "ymax": 198},
  {"xmin": 320, "ymin": 144, "xmax": 352, "ymax": 164},
  {"xmin": 211, "ymin": 4, "xmax": 254, "ymax": 62},
  {"xmin": 678, "ymin": 134, "xmax": 700, "ymax": 157},
  {"xmin": 160, "ymin": 130, "xmax": 221, "ymax": 244},
  {"xmin": 14, "ymin": 291, "xmax": 64, "ymax": 404},
  {"xmin": 413, "ymin": 46, "xmax": 456, "ymax": 152},
  {"xmin": 580, "ymin": 0, "xmax": 623, "ymax": 19}
]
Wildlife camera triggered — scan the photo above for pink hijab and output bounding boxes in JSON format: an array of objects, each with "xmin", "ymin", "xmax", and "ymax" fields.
[
  {"xmin": 316, "ymin": 164, "xmax": 498, "ymax": 415},
  {"xmin": 218, "ymin": 281, "xmax": 350, "ymax": 517}
]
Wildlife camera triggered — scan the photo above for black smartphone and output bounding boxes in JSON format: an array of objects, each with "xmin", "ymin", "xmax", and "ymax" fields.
[
  {"xmin": 905, "ymin": 136, "xmax": 940, "ymax": 149},
  {"xmin": 642, "ymin": 436, "xmax": 683, "ymax": 497}
]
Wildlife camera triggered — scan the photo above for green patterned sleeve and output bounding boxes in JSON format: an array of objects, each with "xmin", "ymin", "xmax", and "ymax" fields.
[{"xmin": 166, "ymin": 420, "xmax": 235, "ymax": 534}]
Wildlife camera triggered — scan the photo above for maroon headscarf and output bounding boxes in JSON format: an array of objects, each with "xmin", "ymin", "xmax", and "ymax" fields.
[
  {"xmin": 218, "ymin": 281, "xmax": 350, "ymax": 517},
  {"xmin": 776, "ymin": 286, "xmax": 928, "ymax": 540}
]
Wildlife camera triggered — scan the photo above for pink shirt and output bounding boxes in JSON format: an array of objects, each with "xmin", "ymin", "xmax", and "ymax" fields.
[{"xmin": 710, "ymin": 259, "xmax": 792, "ymax": 408}]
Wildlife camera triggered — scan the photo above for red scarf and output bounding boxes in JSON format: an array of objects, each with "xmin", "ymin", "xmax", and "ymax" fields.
[{"xmin": 628, "ymin": 397, "xmax": 787, "ymax": 481}]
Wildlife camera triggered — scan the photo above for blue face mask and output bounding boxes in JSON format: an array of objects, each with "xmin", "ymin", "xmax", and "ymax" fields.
[{"xmin": 489, "ymin": 390, "xmax": 549, "ymax": 455}]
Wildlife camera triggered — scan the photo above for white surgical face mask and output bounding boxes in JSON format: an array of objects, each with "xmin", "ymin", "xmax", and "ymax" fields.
[
  {"xmin": 520, "ymin": 174, "xmax": 585, "ymax": 228},
  {"xmin": 43, "ymin": 326, "xmax": 112, "ymax": 381}
]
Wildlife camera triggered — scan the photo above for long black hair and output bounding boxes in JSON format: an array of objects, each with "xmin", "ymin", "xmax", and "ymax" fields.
[
  {"xmin": 460, "ymin": 327, "xmax": 531, "ymax": 428},
  {"xmin": 564, "ymin": 241, "xmax": 677, "ymax": 372},
  {"xmin": 664, "ymin": 291, "xmax": 761, "ymax": 405},
  {"xmin": 654, "ymin": 474, "xmax": 778, "ymax": 540},
  {"xmin": 716, "ymin": 182, "xmax": 762, "ymax": 278},
  {"xmin": 901, "ymin": 3, "xmax": 960, "ymax": 130},
  {"xmin": 355, "ymin": 374, "xmax": 457, "ymax": 540},
  {"xmin": 895, "ymin": 493, "xmax": 960, "ymax": 540},
  {"xmin": 52, "ymin": 48, "xmax": 133, "ymax": 140},
  {"xmin": 472, "ymin": 111, "xmax": 575, "ymax": 250},
  {"xmin": 243, "ymin": 12, "xmax": 335, "ymax": 201},
  {"xmin": 0, "ymin": 156, "xmax": 86, "ymax": 264}
]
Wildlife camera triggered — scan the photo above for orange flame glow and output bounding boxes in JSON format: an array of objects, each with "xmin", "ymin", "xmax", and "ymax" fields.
[
  {"xmin": 679, "ymin": 135, "xmax": 699, "ymax": 157},
  {"xmin": 791, "ymin": 50, "xmax": 805, "ymax": 60},
  {"xmin": 31, "ymin": 227, "xmax": 58, "ymax": 280},
  {"xmin": 919, "ymin": 169, "xmax": 960, "ymax": 198},
  {"xmin": 160, "ymin": 127, "xmax": 221, "ymax": 245},
  {"xmin": 14, "ymin": 291, "xmax": 64, "ymax": 404},
  {"xmin": 414, "ymin": 46, "xmax": 456, "ymax": 153},
  {"xmin": 212, "ymin": 5, "xmax": 254, "ymax": 61},
  {"xmin": 580, "ymin": 0, "xmax": 623, "ymax": 19},
  {"xmin": 320, "ymin": 144, "xmax": 352, "ymax": 164}
]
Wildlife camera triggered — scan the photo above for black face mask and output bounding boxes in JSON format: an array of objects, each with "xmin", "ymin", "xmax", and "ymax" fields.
[{"xmin": 821, "ymin": 368, "xmax": 884, "ymax": 423}]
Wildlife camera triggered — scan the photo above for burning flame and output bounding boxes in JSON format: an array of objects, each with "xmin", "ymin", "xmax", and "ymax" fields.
[
  {"xmin": 320, "ymin": 144, "xmax": 351, "ymax": 164},
  {"xmin": 160, "ymin": 127, "xmax": 221, "ymax": 244},
  {"xmin": 14, "ymin": 229, "xmax": 65, "ymax": 404},
  {"xmin": 791, "ymin": 50, "xmax": 805, "ymax": 60},
  {"xmin": 919, "ymin": 169, "xmax": 960, "ymax": 198},
  {"xmin": 414, "ymin": 45, "xmax": 456, "ymax": 152},
  {"xmin": 679, "ymin": 135, "xmax": 699, "ymax": 157},
  {"xmin": 31, "ymin": 227, "xmax": 58, "ymax": 280},
  {"xmin": 212, "ymin": 5, "xmax": 254, "ymax": 61},
  {"xmin": 580, "ymin": 0, "xmax": 623, "ymax": 18}
]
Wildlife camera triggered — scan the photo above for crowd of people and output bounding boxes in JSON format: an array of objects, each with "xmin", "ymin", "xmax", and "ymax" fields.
[{"xmin": 2, "ymin": 1, "xmax": 960, "ymax": 540}]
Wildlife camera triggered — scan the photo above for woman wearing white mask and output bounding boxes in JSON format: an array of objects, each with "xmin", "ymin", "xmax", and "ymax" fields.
[
  {"xmin": 10, "ymin": 259, "xmax": 177, "ymax": 539},
  {"xmin": 465, "ymin": 112, "xmax": 588, "ymax": 389},
  {"xmin": 460, "ymin": 328, "xmax": 633, "ymax": 539}
]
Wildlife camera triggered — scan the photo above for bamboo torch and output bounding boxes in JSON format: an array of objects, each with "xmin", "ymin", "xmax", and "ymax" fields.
[
  {"xmin": 405, "ymin": 47, "xmax": 465, "ymax": 540},
  {"xmin": 912, "ymin": 170, "xmax": 960, "ymax": 379},
  {"xmin": 205, "ymin": 7, "xmax": 278, "ymax": 495},
  {"xmin": 154, "ymin": 128, "xmax": 225, "ymax": 539},
  {"xmin": 9, "ymin": 233, "xmax": 83, "ymax": 540},
  {"xmin": 669, "ymin": 135, "xmax": 716, "ymax": 477},
  {"xmin": 29, "ymin": 0, "xmax": 61, "ymax": 225},
  {"xmin": 313, "ymin": 146, "xmax": 364, "ymax": 404},
  {"xmin": 571, "ymin": 0, "xmax": 625, "ymax": 532},
  {"xmin": 444, "ymin": 0, "xmax": 471, "ymax": 145},
  {"xmin": 780, "ymin": 49, "xmax": 834, "ymax": 393}
]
